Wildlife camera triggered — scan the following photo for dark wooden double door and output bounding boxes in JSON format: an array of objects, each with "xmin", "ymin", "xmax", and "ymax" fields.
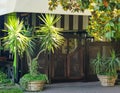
[{"xmin": 51, "ymin": 33, "xmax": 84, "ymax": 81}]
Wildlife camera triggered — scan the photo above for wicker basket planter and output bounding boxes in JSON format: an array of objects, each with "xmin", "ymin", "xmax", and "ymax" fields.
[
  {"xmin": 27, "ymin": 81, "xmax": 45, "ymax": 91},
  {"xmin": 97, "ymin": 75, "xmax": 117, "ymax": 86}
]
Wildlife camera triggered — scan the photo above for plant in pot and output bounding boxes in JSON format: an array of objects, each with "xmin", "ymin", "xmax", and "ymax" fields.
[
  {"xmin": 19, "ymin": 14, "xmax": 64, "ymax": 91},
  {"xmin": 92, "ymin": 50, "xmax": 120, "ymax": 86},
  {"xmin": 19, "ymin": 59, "xmax": 49, "ymax": 91},
  {"xmin": 2, "ymin": 15, "xmax": 31, "ymax": 82}
]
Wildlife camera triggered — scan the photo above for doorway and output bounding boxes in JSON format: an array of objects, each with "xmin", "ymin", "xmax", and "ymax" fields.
[{"xmin": 50, "ymin": 31, "xmax": 86, "ymax": 82}]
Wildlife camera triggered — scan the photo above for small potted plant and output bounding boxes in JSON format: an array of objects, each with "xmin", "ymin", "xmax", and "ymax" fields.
[
  {"xmin": 19, "ymin": 60, "xmax": 49, "ymax": 91},
  {"xmin": 92, "ymin": 50, "xmax": 120, "ymax": 86},
  {"xmin": 19, "ymin": 14, "xmax": 64, "ymax": 91}
]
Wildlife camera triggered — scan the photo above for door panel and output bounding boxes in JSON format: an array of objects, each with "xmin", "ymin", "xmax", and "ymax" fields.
[
  {"xmin": 68, "ymin": 47, "xmax": 84, "ymax": 79},
  {"xmin": 51, "ymin": 33, "xmax": 84, "ymax": 81},
  {"xmin": 51, "ymin": 49, "xmax": 67, "ymax": 79}
]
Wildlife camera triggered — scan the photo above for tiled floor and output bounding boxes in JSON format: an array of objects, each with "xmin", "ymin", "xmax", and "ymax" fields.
[{"xmin": 24, "ymin": 81, "xmax": 120, "ymax": 93}]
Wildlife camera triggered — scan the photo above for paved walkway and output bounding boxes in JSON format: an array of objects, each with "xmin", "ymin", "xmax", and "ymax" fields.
[{"xmin": 25, "ymin": 82, "xmax": 120, "ymax": 93}]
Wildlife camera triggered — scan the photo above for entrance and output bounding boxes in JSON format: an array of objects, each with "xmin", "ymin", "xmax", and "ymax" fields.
[{"xmin": 50, "ymin": 31, "xmax": 87, "ymax": 81}]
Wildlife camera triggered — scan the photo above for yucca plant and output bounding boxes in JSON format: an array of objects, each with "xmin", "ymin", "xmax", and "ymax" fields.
[
  {"xmin": 37, "ymin": 14, "xmax": 64, "ymax": 54},
  {"xmin": 30, "ymin": 14, "xmax": 64, "ymax": 75},
  {"xmin": 20, "ymin": 14, "xmax": 64, "ymax": 91},
  {"xmin": 2, "ymin": 16, "xmax": 31, "ymax": 82},
  {"xmin": 92, "ymin": 50, "xmax": 120, "ymax": 76}
]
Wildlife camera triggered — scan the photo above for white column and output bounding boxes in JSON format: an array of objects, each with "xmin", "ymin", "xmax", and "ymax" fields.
[
  {"xmin": 83, "ymin": 16, "xmax": 89, "ymax": 30},
  {"xmin": 73, "ymin": 15, "xmax": 78, "ymax": 30},
  {"xmin": 64, "ymin": 15, "xmax": 69, "ymax": 30},
  {"xmin": 56, "ymin": 14, "xmax": 61, "ymax": 28}
]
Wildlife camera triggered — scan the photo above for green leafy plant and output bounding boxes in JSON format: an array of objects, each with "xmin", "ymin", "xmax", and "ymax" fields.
[
  {"xmin": 19, "ymin": 14, "xmax": 64, "ymax": 91},
  {"xmin": 36, "ymin": 14, "xmax": 64, "ymax": 54},
  {"xmin": 92, "ymin": 50, "xmax": 120, "ymax": 77},
  {"xmin": 87, "ymin": 11, "xmax": 120, "ymax": 41},
  {"xmin": 23, "ymin": 14, "xmax": 64, "ymax": 73},
  {"xmin": 28, "ymin": 14, "xmax": 64, "ymax": 73},
  {"xmin": 106, "ymin": 50, "xmax": 120, "ymax": 76},
  {"xmin": 19, "ymin": 73, "xmax": 48, "ymax": 90},
  {"xmin": 2, "ymin": 15, "xmax": 31, "ymax": 81},
  {"xmin": 0, "ymin": 70, "xmax": 7, "ymax": 83},
  {"xmin": 0, "ymin": 70, "xmax": 11, "ymax": 84}
]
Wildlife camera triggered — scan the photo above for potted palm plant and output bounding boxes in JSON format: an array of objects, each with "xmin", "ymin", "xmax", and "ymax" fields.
[
  {"xmin": 2, "ymin": 15, "xmax": 31, "ymax": 82},
  {"xmin": 92, "ymin": 50, "xmax": 120, "ymax": 86},
  {"xmin": 19, "ymin": 14, "xmax": 64, "ymax": 91}
]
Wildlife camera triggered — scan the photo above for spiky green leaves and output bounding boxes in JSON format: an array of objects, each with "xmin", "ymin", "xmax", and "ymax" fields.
[
  {"xmin": 2, "ymin": 16, "xmax": 31, "ymax": 56},
  {"xmin": 37, "ymin": 14, "xmax": 64, "ymax": 53}
]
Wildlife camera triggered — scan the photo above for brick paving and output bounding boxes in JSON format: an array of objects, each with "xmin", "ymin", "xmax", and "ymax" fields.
[{"xmin": 24, "ymin": 82, "xmax": 120, "ymax": 93}]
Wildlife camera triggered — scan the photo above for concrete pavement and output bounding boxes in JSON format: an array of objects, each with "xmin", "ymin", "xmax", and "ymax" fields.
[{"xmin": 25, "ymin": 82, "xmax": 120, "ymax": 93}]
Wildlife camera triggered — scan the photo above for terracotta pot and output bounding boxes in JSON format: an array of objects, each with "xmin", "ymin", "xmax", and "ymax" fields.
[
  {"xmin": 27, "ymin": 81, "xmax": 45, "ymax": 91},
  {"xmin": 97, "ymin": 75, "xmax": 117, "ymax": 86}
]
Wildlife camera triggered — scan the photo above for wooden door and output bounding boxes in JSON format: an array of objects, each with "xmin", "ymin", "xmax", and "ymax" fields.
[{"xmin": 51, "ymin": 33, "xmax": 84, "ymax": 81}]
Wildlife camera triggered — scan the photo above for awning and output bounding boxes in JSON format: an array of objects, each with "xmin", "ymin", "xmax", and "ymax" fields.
[
  {"xmin": 0, "ymin": 0, "xmax": 16, "ymax": 15},
  {"xmin": 0, "ymin": 0, "xmax": 91, "ymax": 16}
]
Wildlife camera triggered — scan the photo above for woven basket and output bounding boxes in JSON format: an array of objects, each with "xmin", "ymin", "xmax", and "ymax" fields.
[
  {"xmin": 97, "ymin": 75, "xmax": 117, "ymax": 86},
  {"xmin": 27, "ymin": 81, "xmax": 45, "ymax": 91}
]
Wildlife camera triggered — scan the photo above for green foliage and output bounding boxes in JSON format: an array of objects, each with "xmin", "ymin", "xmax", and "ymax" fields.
[
  {"xmin": 49, "ymin": 0, "xmax": 120, "ymax": 12},
  {"xmin": 49, "ymin": 0, "xmax": 120, "ymax": 41},
  {"xmin": 0, "ymin": 70, "xmax": 7, "ymax": 83},
  {"xmin": 2, "ymin": 15, "xmax": 32, "ymax": 79},
  {"xmin": 2, "ymin": 16, "xmax": 31, "ymax": 56},
  {"xmin": 87, "ymin": 11, "xmax": 120, "ymax": 41},
  {"xmin": 29, "ymin": 58, "xmax": 39, "ymax": 76},
  {"xmin": 36, "ymin": 14, "xmax": 64, "ymax": 54},
  {"xmin": 28, "ymin": 14, "xmax": 64, "ymax": 79},
  {"xmin": 107, "ymin": 50, "xmax": 120, "ymax": 76},
  {"xmin": 20, "ymin": 57, "xmax": 49, "ymax": 90},
  {"xmin": 20, "ymin": 14, "xmax": 63, "ymax": 90},
  {"xmin": 0, "ymin": 70, "xmax": 11, "ymax": 84},
  {"xmin": 25, "ymin": 14, "xmax": 64, "ymax": 65},
  {"xmin": 0, "ymin": 88, "xmax": 23, "ymax": 93},
  {"xmin": 92, "ymin": 50, "xmax": 120, "ymax": 77},
  {"xmin": 19, "ymin": 73, "xmax": 48, "ymax": 90},
  {"xmin": 114, "ymin": 16, "xmax": 120, "ymax": 41},
  {"xmin": 28, "ymin": 14, "xmax": 64, "ymax": 73}
]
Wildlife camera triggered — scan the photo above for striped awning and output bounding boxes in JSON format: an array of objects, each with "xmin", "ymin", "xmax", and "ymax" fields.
[{"xmin": 0, "ymin": 0, "xmax": 91, "ymax": 16}]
